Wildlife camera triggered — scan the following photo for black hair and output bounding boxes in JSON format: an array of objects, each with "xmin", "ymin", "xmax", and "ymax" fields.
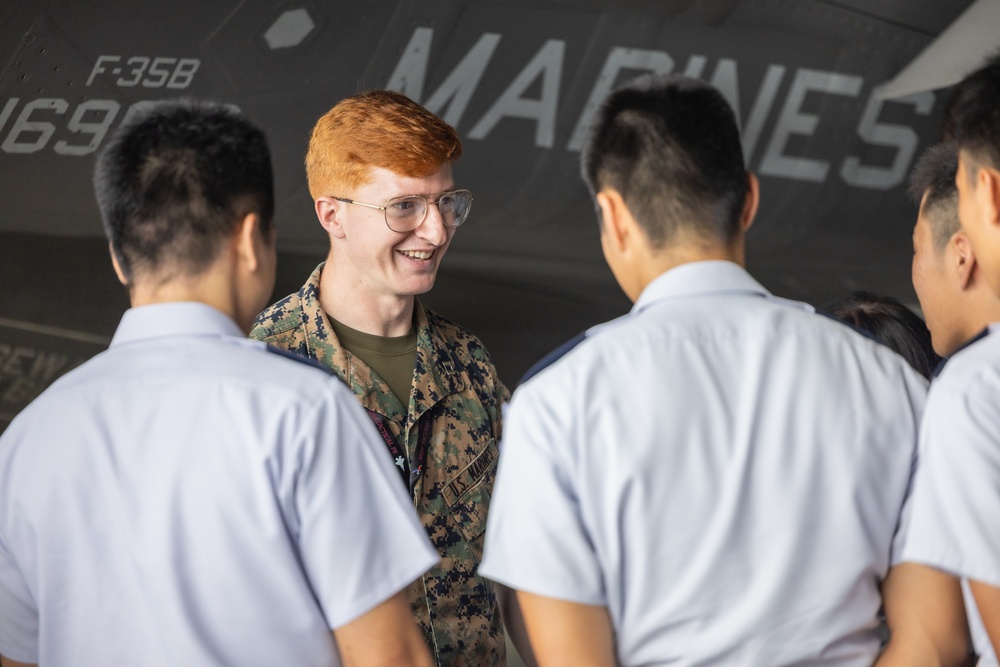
[
  {"xmin": 907, "ymin": 142, "xmax": 959, "ymax": 252},
  {"xmin": 826, "ymin": 291, "xmax": 941, "ymax": 379},
  {"xmin": 581, "ymin": 73, "xmax": 747, "ymax": 248},
  {"xmin": 943, "ymin": 51, "xmax": 1000, "ymax": 171},
  {"xmin": 93, "ymin": 99, "xmax": 274, "ymax": 282}
]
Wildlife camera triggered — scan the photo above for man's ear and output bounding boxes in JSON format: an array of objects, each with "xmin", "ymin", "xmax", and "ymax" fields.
[
  {"xmin": 315, "ymin": 197, "xmax": 347, "ymax": 239},
  {"xmin": 109, "ymin": 242, "xmax": 129, "ymax": 286},
  {"xmin": 741, "ymin": 172, "xmax": 760, "ymax": 233},
  {"xmin": 978, "ymin": 165, "xmax": 1000, "ymax": 230},
  {"xmin": 596, "ymin": 189, "xmax": 632, "ymax": 255},
  {"xmin": 235, "ymin": 212, "xmax": 264, "ymax": 273},
  {"xmin": 954, "ymin": 232, "xmax": 979, "ymax": 291}
]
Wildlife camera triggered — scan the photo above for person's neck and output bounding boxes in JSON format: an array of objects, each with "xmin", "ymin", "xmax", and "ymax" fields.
[
  {"xmin": 319, "ymin": 265, "xmax": 415, "ymax": 337},
  {"xmin": 638, "ymin": 240, "xmax": 745, "ymax": 295},
  {"xmin": 961, "ymin": 297, "xmax": 1000, "ymax": 346},
  {"xmin": 128, "ymin": 268, "xmax": 245, "ymax": 331}
]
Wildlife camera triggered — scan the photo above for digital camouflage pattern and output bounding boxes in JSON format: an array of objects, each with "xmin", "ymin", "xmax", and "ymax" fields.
[{"xmin": 251, "ymin": 264, "xmax": 509, "ymax": 667}]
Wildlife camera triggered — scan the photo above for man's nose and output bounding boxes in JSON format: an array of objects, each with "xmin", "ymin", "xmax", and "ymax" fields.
[{"xmin": 415, "ymin": 201, "xmax": 449, "ymax": 246}]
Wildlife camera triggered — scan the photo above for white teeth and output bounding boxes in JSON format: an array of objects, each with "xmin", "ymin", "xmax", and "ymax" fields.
[{"xmin": 400, "ymin": 250, "xmax": 432, "ymax": 260}]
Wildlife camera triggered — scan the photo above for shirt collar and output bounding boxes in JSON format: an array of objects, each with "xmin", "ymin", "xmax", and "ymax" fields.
[
  {"xmin": 111, "ymin": 302, "xmax": 244, "ymax": 347},
  {"xmin": 632, "ymin": 260, "xmax": 772, "ymax": 315},
  {"xmin": 932, "ymin": 324, "xmax": 997, "ymax": 378}
]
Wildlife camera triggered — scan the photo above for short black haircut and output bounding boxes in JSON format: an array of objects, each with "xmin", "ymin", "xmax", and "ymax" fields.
[
  {"xmin": 943, "ymin": 51, "xmax": 1000, "ymax": 171},
  {"xmin": 908, "ymin": 142, "xmax": 959, "ymax": 253},
  {"xmin": 93, "ymin": 100, "xmax": 274, "ymax": 282},
  {"xmin": 581, "ymin": 73, "xmax": 747, "ymax": 248},
  {"xmin": 826, "ymin": 291, "xmax": 940, "ymax": 379}
]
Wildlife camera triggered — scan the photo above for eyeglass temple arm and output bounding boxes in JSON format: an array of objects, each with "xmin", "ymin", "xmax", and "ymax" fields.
[{"xmin": 332, "ymin": 197, "xmax": 386, "ymax": 212}]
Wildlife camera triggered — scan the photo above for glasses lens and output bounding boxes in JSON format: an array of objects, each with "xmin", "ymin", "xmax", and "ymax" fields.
[
  {"xmin": 384, "ymin": 196, "xmax": 426, "ymax": 232},
  {"xmin": 439, "ymin": 190, "xmax": 472, "ymax": 227}
]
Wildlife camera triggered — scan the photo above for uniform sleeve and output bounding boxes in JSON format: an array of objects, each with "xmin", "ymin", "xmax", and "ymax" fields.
[
  {"xmin": 498, "ymin": 377, "xmax": 511, "ymax": 406},
  {"xmin": 0, "ymin": 458, "xmax": 40, "ymax": 662},
  {"xmin": 291, "ymin": 378, "xmax": 439, "ymax": 629},
  {"xmin": 901, "ymin": 370, "xmax": 1000, "ymax": 586},
  {"xmin": 887, "ymin": 366, "xmax": 926, "ymax": 567},
  {"xmin": 478, "ymin": 379, "xmax": 606, "ymax": 606},
  {"xmin": 494, "ymin": 375, "xmax": 510, "ymax": 444},
  {"xmin": 888, "ymin": 453, "xmax": 917, "ymax": 568},
  {"xmin": 0, "ymin": 548, "xmax": 38, "ymax": 662}
]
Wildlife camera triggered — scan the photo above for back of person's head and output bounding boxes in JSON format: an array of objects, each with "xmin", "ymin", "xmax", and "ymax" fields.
[
  {"xmin": 826, "ymin": 291, "xmax": 941, "ymax": 379},
  {"xmin": 93, "ymin": 100, "xmax": 274, "ymax": 284},
  {"xmin": 305, "ymin": 89, "xmax": 463, "ymax": 199},
  {"xmin": 908, "ymin": 142, "xmax": 960, "ymax": 253},
  {"xmin": 581, "ymin": 73, "xmax": 747, "ymax": 249},
  {"xmin": 943, "ymin": 51, "xmax": 1000, "ymax": 171}
]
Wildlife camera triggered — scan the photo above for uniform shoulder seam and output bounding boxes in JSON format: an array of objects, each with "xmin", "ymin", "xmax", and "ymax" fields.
[{"xmin": 251, "ymin": 293, "xmax": 306, "ymax": 340}]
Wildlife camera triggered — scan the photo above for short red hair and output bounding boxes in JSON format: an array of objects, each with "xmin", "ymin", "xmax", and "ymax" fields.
[{"xmin": 306, "ymin": 89, "xmax": 463, "ymax": 198}]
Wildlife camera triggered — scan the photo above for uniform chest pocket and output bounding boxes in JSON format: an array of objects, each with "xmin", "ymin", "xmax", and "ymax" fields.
[{"xmin": 441, "ymin": 438, "xmax": 499, "ymax": 562}]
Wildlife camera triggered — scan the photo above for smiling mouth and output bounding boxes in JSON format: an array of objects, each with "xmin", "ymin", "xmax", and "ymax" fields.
[{"xmin": 399, "ymin": 249, "xmax": 433, "ymax": 260}]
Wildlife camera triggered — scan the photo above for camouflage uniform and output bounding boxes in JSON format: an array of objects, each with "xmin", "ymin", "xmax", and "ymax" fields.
[{"xmin": 251, "ymin": 264, "xmax": 508, "ymax": 667}]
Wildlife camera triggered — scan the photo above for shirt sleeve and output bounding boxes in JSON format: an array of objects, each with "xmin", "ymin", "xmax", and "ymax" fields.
[
  {"xmin": 291, "ymin": 378, "xmax": 439, "ymax": 629},
  {"xmin": 478, "ymin": 377, "xmax": 606, "ymax": 606},
  {"xmin": 0, "ymin": 495, "xmax": 40, "ymax": 662},
  {"xmin": 901, "ymin": 369, "xmax": 1000, "ymax": 587},
  {"xmin": 887, "ymin": 452, "xmax": 917, "ymax": 568},
  {"xmin": 887, "ymin": 366, "xmax": 926, "ymax": 567}
]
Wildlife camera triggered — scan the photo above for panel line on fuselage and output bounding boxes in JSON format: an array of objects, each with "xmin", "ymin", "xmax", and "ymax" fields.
[{"xmin": 0, "ymin": 317, "xmax": 113, "ymax": 346}]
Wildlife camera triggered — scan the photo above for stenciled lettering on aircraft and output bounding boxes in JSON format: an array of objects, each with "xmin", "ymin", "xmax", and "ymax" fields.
[
  {"xmin": 388, "ymin": 28, "xmax": 502, "ymax": 128},
  {"xmin": 759, "ymin": 69, "xmax": 864, "ymax": 182},
  {"xmin": 86, "ymin": 55, "xmax": 201, "ymax": 90},
  {"xmin": 0, "ymin": 98, "xmax": 240, "ymax": 157},
  {"xmin": 467, "ymin": 39, "xmax": 564, "ymax": 148},
  {"xmin": 0, "ymin": 343, "xmax": 79, "ymax": 406},
  {"xmin": 0, "ymin": 35, "xmax": 935, "ymax": 192},
  {"xmin": 841, "ymin": 85, "xmax": 935, "ymax": 190},
  {"xmin": 0, "ymin": 54, "xmax": 203, "ymax": 156},
  {"xmin": 386, "ymin": 26, "xmax": 935, "ymax": 191}
]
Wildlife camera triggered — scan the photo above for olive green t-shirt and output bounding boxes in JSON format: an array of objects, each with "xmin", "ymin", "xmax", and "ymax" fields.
[{"xmin": 329, "ymin": 316, "xmax": 418, "ymax": 408}]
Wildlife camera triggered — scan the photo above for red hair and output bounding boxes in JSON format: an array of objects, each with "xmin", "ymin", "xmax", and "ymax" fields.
[{"xmin": 306, "ymin": 89, "xmax": 463, "ymax": 198}]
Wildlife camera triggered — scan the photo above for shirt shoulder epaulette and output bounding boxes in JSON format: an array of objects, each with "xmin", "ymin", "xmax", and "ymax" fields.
[
  {"xmin": 933, "ymin": 326, "xmax": 992, "ymax": 379},
  {"xmin": 518, "ymin": 331, "xmax": 588, "ymax": 385}
]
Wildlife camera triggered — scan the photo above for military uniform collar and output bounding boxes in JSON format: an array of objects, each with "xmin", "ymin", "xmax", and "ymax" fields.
[
  {"xmin": 112, "ymin": 302, "xmax": 243, "ymax": 347},
  {"xmin": 634, "ymin": 260, "xmax": 770, "ymax": 314},
  {"xmin": 297, "ymin": 263, "xmax": 464, "ymax": 428},
  {"xmin": 932, "ymin": 324, "xmax": 995, "ymax": 378}
]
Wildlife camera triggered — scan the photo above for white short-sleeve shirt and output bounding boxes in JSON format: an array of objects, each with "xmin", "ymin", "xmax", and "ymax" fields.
[
  {"xmin": 0, "ymin": 302, "xmax": 438, "ymax": 666},
  {"xmin": 480, "ymin": 261, "xmax": 926, "ymax": 667},
  {"xmin": 901, "ymin": 325, "xmax": 1000, "ymax": 666}
]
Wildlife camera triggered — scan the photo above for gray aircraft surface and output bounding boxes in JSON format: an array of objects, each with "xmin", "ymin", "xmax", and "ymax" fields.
[{"xmin": 0, "ymin": 0, "xmax": 987, "ymax": 432}]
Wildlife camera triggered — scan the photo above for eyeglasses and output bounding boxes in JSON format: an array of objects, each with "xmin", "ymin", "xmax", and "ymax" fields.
[{"xmin": 331, "ymin": 189, "xmax": 473, "ymax": 233}]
